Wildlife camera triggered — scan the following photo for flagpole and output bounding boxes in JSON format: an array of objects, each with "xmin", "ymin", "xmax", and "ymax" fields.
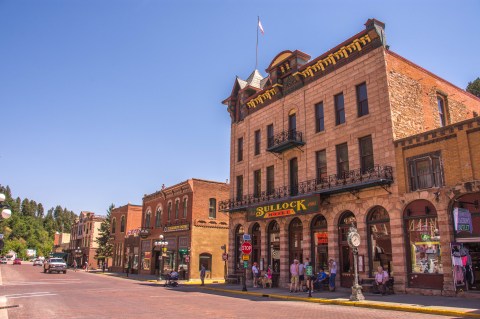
[{"xmin": 256, "ymin": 16, "xmax": 259, "ymax": 70}]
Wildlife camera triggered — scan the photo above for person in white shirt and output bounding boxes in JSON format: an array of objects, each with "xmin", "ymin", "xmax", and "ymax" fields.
[
  {"xmin": 374, "ymin": 266, "xmax": 389, "ymax": 295},
  {"xmin": 252, "ymin": 262, "xmax": 260, "ymax": 288}
]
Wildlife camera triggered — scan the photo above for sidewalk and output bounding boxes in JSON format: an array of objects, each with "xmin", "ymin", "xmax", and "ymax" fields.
[{"xmin": 94, "ymin": 271, "xmax": 480, "ymax": 318}]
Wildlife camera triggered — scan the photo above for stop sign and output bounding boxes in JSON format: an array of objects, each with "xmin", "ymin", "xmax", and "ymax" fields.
[{"xmin": 241, "ymin": 242, "xmax": 252, "ymax": 255}]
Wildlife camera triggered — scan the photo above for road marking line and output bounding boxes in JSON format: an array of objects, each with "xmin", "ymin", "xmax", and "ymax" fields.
[
  {"xmin": 5, "ymin": 292, "xmax": 51, "ymax": 297},
  {"xmin": 7, "ymin": 294, "xmax": 57, "ymax": 299}
]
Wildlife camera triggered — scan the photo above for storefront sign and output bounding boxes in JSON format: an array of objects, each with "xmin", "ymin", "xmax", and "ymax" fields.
[
  {"xmin": 247, "ymin": 195, "xmax": 320, "ymax": 221},
  {"xmin": 453, "ymin": 207, "xmax": 473, "ymax": 233},
  {"xmin": 163, "ymin": 224, "xmax": 190, "ymax": 232},
  {"xmin": 316, "ymin": 232, "xmax": 328, "ymax": 244}
]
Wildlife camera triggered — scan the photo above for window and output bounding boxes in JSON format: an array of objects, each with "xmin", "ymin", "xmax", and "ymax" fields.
[
  {"xmin": 112, "ymin": 218, "xmax": 116, "ymax": 234},
  {"xmin": 120, "ymin": 216, "xmax": 125, "ymax": 232},
  {"xmin": 408, "ymin": 152, "xmax": 444, "ymax": 191},
  {"xmin": 254, "ymin": 130, "xmax": 261, "ymax": 155},
  {"xmin": 289, "ymin": 113, "xmax": 297, "ymax": 133},
  {"xmin": 237, "ymin": 137, "xmax": 243, "ymax": 162},
  {"xmin": 155, "ymin": 208, "xmax": 162, "ymax": 228},
  {"xmin": 167, "ymin": 202, "xmax": 172, "ymax": 221},
  {"xmin": 254, "ymin": 169, "xmax": 262, "ymax": 198},
  {"xmin": 199, "ymin": 253, "xmax": 212, "ymax": 271},
  {"xmin": 336, "ymin": 143, "xmax": 349, "ymax": 177},
  {"xmin": 316, "ymin": 150, "xmax": 327, "ymax": 182},
  {"xmin": 437, "ymin": 95, "xmax": 447, "ymax": 127},
  {"xmin": 175, "ymin": 200, "xmax": 179, "ymax": 219},
  {"xmin": 334, "ymin": 93, "xmax": 345, "ymax": 125},
  {"xmin": 290, "ymin": 157, "xmax": 298, "ymax": 196},
  {"xmin": 183, "ymin": 198, "xmax": 188, "ymax": 218},
  {"xmin": 359, "ymin": 135, "xmax": 374, "ymax": 173},
  {"xmin": 209, "ymin": 198, "xmax": 216, "ymax": 218},
  {"xmin": 315, "ymin": 102, "xmax": 324, "ymax": 132},
  {"xmin": 145, "ymin": 211, "xmax": 151, "ymax": 229},
  {"xmin": 236, "ymin": 175, "xmax": 243, "ymax": 201},
  {"xmin": 356, "ymin": 83, "xmax": 369, "ymax": 117},
  {"xmin": 267, "ymin": 124, "xmax": 274, "ymax": 148},
  {"xmin": 266, "ymin": 166, "xmax": 275, "ymax": 196}
]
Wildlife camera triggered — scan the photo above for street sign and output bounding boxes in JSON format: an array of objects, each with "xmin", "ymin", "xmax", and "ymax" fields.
[
  {"xmin": 242, "ymin": 234, "xmax": 251, "ymax": 241},
  {"xmin": 222, "ymin": 253, "xmax": 228, "ymax": 261},
  {"xmin": 243, "ymin": 261, "xmax": 248, "ymax": 268},
  {"xmin": 241, "ymin": 242, "xmax": 252, "ymax": 255},
  {"xmin": 242, "ymin": 255, "xmax": 250, "ymax": 261}
]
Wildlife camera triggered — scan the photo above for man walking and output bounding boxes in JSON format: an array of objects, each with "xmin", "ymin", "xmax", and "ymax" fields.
[{"xmin": 200, "ymin": 264, "xmax": 206, "ymax": 286}]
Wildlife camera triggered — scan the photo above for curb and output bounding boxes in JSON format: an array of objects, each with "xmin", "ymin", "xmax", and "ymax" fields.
[{"xmin": 202, "ymin": 287, "xmax": 480, "ymax": 318}]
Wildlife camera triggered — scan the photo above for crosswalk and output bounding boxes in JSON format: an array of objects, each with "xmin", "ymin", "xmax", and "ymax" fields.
[{"xmin": 5, "ymin": 292, "xmax": 57, "ymax": 299}]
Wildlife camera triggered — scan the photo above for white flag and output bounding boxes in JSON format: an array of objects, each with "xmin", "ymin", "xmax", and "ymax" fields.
[{"xmin": 258, "ymin": 19, "xmax": 264, "ymax": 35}]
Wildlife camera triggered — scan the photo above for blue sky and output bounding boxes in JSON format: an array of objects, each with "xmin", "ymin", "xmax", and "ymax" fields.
[{"xmin": 1, "ymin": 0, "xmax": 479, "ymax": 216}]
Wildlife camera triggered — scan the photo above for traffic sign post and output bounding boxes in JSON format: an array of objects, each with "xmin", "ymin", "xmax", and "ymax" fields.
[
  {"xmin": 242, "ymin": 255, "xmax": 250, "ymax": 261},
  {"xmin": 241, "ymin": 242, "xmax": 252, "ymax": 255},
  {"xmin": 241, "ymin": 241, "xmax": 252, "ymax": 292}
]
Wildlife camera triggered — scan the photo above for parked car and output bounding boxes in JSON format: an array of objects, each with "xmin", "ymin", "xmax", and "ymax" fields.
[
  {"xmin": 43, "ymin": 258, "xmax": 67, "ymax": 274},
  {"xmin": 0, "ymin": 258, "xmax": 7, "ymax": 264},
  {"xmin": 33, "ymin": 259, "xmax": 43, "ymax": 266},
  {"xmin": 13, "ymin": 258, "xmax": 22, "ymax": 265}
]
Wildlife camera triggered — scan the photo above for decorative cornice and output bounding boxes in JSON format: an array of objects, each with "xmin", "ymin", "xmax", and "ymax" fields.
[{"xmin": 246, "ymin": 87, "xmax": 279, "ymax": 109}]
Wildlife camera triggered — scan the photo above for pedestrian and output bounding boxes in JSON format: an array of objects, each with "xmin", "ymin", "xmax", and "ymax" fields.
[
  {"xmin": 262, "ymin": 265, "xmax": 272, "ymax": 289},
  {"xmin": 304, "ymin": 257, "xmax": 312, "ymax": 293},
  {"xmin": 73, "ymin": 259, "xmax": 77, "ymax": 272},
  {"xmin": 200, "ymin": 264, "xmax": 206, "ymax": 286},
  {"xmin": 252, "ymin": 262, "xmax": 260, "ymax": 288},
  {"xmin": 84, "ymin": 261, "xmax": 89, "ymax": 272},
  {"xmin": 298, "ymin": 260, "xmax": 305, "ymax": 291},
  {"xmin": 328, "ymin": 258, "xmax": 337, "ymax": 292},
  {"xmin": 373, "ymin": 266, "xmax": 389, "ymax": 295},
  {"xmin": 289, "ymin": 259, "xmax": 300, "ymax": 293},
  {"xmin": 314, "ymin": 267, "xmax": 328, "ymax": 291}
]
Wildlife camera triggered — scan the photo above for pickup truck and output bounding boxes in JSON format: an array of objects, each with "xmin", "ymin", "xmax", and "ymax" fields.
[{"xmin": 43, "ymin": 258, "xmax": 67, "ymax": 274}]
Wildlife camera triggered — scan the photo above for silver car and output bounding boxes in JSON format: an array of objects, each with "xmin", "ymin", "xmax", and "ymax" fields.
[{"xmin": 43, "ymin": 258, "xmax": 67, "ymax": 274}]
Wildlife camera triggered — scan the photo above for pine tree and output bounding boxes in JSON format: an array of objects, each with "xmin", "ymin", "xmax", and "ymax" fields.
[
  {"xmin": 95, "ymin": 204, "xmax": 114, "ymax": 261},
  {"xmin": 466, "ymin": 77, "xmax": 480, "ymax": 98}
]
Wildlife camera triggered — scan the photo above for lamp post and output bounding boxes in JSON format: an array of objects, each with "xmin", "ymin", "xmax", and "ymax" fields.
[
  {"xmin": 74, "ymin": 247, "xmax": 82, "ymax": 270},
  {"xmin": 0, "ymin": 193, "xmax": 12, "ymax": 220},
  {"xmin": 154, "ymin": 235, "xmax": 168, "ymax": 282}
]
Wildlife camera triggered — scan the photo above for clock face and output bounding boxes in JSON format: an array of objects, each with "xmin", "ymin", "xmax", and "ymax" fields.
[{"xmin": 349, "ymin": 233, "xmax": 361, "ymax": 247}]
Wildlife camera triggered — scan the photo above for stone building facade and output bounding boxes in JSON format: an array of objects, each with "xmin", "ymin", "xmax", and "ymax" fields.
[
  {"xmin": 138, "ymin": 179, "xmax": 229, "ymax": 281},
  {"xmin": 110, "ymin": 203, "xmax": 142, "ymax": 273},
  {"xmin": 220, "ymin": 19, "xmax": 480, "ymax": 294},
  {"xmin": 68, "ymin": 211, "xmax": 104, "ymax": 269}
]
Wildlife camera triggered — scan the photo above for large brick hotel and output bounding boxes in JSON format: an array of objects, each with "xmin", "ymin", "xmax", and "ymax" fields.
[{"xmin": 220, "ymin": 19, "xmax": 480, "ymax": 295}]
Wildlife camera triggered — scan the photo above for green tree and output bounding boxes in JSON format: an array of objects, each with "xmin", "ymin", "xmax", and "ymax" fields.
[
  {"xmin": 95, "ymin": 204, "xmax": 114, "ymax": 261},
  {"xmin": 466, "ymin": 77, "xmax": 480, "ymax": 98}
]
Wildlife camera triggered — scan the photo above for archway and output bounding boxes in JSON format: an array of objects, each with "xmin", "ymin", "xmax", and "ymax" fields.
[
  {"xmin": 251, "ymin": 223, "xmax": 261, "ymax": 267},
  {"xmin": 289, "ymin": 218, "xmax": 303, "ymax": 264},
  {"xmin": 338, "ymin": 211, "xmax": 356, "ymax": 288},
  {"xmin": 367, "ymin": 206, "xmax": 392, "ymax": 277},
  {"xmin": 267, "ymin": 220, "xmax": 280, "ymax": 286},
  {"xmin": 311, "ymin": 214, "xmax": 328, "ymax": 272}
]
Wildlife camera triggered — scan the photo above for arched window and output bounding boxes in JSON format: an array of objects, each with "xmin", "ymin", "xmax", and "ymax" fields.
[
  {"xmin": 145, "ymin": 211, "xmax": 151, "ymax": 229},
  {"xmin": 155, "ymin": 207, "xmax": 162, "ymax": 228},
  {"xmin": 338, "ymin": 211, "xmax": 356, "ymax": 288},
  {"xmin": 112, "ymin": 217, "xmax": 116, "ymax": 234},
  {"xmin": 167, "ymin": 202, "xmax": 172, "ymax": 221},
  {"xmin": 268, "ymin": 221, "xmax": 280, "ymax": 276},
  {"xmin": 175, "ymin": 199, "xmax": 180, "ymax": 219},
  {"xmin": 311, "ymin": 214, "xmax": 328, "ymax": 272},
  {"xmin": 289, "ymin": 218, "xmax": 303, "ymax": 264},
  {"xmin": 251, "ymin": 223, "xmax": 261, "ymax": 264},
  {"xmin": 234, "ymin": 225, "xmax": 244, "ymax": 271},
  {"xmin": 183, "ymin": 197, "xmax": 188, "ymax": 218},
  {"xmin": 120, "ymin": 216, "xmax": 125, "ymax": 233},
  {"xmin": 367, "ymin": 206, "xmax": 391, "ymax": 276}
]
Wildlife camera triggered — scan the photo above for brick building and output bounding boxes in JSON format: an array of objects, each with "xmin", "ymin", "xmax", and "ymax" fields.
[
  {"xmin": 68, "ymin": 211, "xmax": 104, "ymax": 270},
  {"xmin": 220, "ymin": 19, "xmax": 480, "ymax": 294},
  {"xmin": 395, "ymin": 116, "xmax": 480, "ymax": 295},
  {"xmin": 53, "ymin": 232, "xmax": 71, "ymax": 253},
  {"xmin": 139, "ymin": 179, "xmax": 229, "ymax": 281},
  {"xmin": 110, "ymin": 203, "xmax": 142, "ymax": 273}
]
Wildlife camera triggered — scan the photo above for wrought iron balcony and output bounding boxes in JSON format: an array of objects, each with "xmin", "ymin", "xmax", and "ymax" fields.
[
  {"xmin": 139, "ymin": 227, "xmax": 151, "ymax": 238},
  {"xmin": 267, "ymin": 129, "xmax": 305, "ymax": 153},
  {"xmin": 219, "ymin": 165, "xmax": 393, "ymax": 212}
]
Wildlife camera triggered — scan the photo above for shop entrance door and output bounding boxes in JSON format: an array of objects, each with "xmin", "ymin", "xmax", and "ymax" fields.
[
  {"xmin": 268, "ymin": 221, "xmax": 280, "ymax": 287},
  {"xmin": 339, "ymin": 211, "xmax": 356, "ymax": 288}
]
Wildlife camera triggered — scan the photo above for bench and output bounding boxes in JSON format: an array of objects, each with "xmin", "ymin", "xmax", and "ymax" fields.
[
  {"xmin": 226, "ymin": 274, "xmax": 241, "ymax": 284},
  {"xmin": 361, "ymin": 277, "xmax": 394, "ymax": 294}
]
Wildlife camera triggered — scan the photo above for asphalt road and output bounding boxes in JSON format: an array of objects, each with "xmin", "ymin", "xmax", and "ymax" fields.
[{"xmin": 0, "ymin": 262, "xmax": 459, "ymax": 319}]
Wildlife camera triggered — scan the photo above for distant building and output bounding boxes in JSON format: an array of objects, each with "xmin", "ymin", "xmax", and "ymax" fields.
[
  {"xmin": 110, "ymin": 203, "xmax": 142, "ymax": 273},
  {"xmin": 53, "ymin": 232, "xmax": 71, "ymax": 253},
  {"xmin": 139, "ymin": 179, "xmax": 229, "ymax": 281},
  {"xmin": 68, "ymin": 211, "xmax": 104, "ymax": 269}
]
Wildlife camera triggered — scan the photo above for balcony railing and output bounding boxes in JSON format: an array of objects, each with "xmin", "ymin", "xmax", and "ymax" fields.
[
  {"xmin": 139, "ymin": 227, "xmax": 151, "ymax": 238},
  {"xmin": 219, "ymin": 165, "xmax": 393, "ymax": 212},
  {"xmin": 267, "ymin": 129, "xmax": 305, "ymax": 153}
]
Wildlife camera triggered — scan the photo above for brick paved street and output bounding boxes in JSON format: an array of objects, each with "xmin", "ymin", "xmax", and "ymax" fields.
[{"xmin": 0, "ymin": 264, "xmax": 468, "ymax": 319}]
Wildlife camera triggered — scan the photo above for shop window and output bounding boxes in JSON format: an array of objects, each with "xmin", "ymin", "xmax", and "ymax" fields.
[
  {"xmin": 404, "ymin": 200, "xmax": 443, "ymax": 289},
  {"xmin": 199, "ymin": 253, "xmax": 212, "ymax": 272},
  {"xmin": 234, "ymin": 225, "xmax": 244, "ymax": 271},
  {"xmin": 289, "ymin": 218, "xmax": 303, "ymax": 265},
  {"xmin": 407, "ymin": 152, "xmax": 444, "ymax": 191},
  {"xmin": 251, "ymin": 223, "xmax": 261, "ymax": 265},
  {"xmin": 356, "ymin": 82, "xmax": 369, "ymax": 117},
  {"xmin": 268, "ymin": 221, "xmax": 280, "ymax": 280},
  {"xmin": 367, "ymin": 206, "xmax": 392, "ymax": 277},
  {"xmin": 120, "ymin": 216, "xmax": 125, "ymax": 233},
  {"xmin": 209, "ymin": 198, "xmax": 216, "ymax": 219},
  {"xmin": 112, "ymin": 218, "xmax": 116, "ymax": 234},
  {"xmin": 338, "ymin": 211, "xmax": 356, "ymax": 288},
  {"xmin": 311, "ymin": 214, "xmax": 328, "ymax": 272}
]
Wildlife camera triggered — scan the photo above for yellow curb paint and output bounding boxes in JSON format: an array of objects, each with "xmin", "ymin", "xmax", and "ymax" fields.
[{"xmin": 203, "ymin": 287, "xmax": 480, "ymax": 318}]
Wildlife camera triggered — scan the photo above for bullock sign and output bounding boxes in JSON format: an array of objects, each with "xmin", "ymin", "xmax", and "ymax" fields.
[{"xmin": 247, "ymin": 195, "xmax": 319, "ymax": 221}]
